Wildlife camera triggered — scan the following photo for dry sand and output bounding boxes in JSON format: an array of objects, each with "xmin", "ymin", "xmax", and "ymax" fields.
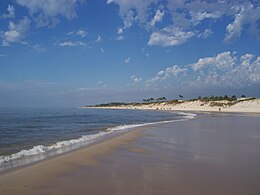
[
  {"xmin": 0, "ymin": 113, "xmax": 260, "ymax": 194},
  {"xmin": 90, "ymin": 98, "xmax": 260, "ymax": 113}
]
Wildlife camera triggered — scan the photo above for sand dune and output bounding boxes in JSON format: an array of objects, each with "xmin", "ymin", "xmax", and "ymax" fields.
[{"xmin": 88, "ymin": 98, "xmax": 260, "ymax": 113}]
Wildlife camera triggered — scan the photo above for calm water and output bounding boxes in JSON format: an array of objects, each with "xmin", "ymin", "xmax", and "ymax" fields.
[{"xmin": 0, "ymin": 107, "xmax": 189, "ymax": 169}]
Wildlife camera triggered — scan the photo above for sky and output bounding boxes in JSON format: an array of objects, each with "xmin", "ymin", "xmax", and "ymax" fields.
[{"xmin": 0, "ymin": 0, "xmax": 259, "ymax": 107}]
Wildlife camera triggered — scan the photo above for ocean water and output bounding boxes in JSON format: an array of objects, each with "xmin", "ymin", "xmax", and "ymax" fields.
[{"xmin": 0, "ymin": 107, "xmax": 196, "ymax": 171}]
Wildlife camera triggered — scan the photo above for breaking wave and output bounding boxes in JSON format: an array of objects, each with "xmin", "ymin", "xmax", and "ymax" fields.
[{"xmin": 0, "ymin": 112, "xmax": 196, "ymax": 165}]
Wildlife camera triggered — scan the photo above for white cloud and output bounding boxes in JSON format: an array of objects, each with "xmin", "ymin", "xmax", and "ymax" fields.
[
  {"xmin": 16, "ymin": 0, "xmax": 84, "ymax": 27},
  {"xmin": 131, "ymin": 75, "xmax": 142, "ymax": 83},
  {"xmin": 190, "ymin": 11, "xmax": 221, "ymax": 25},
  {"xmin": 249, "ymin": 57, "xmax": 260, "ymax": 82},
  {"xmin": 125, "ymin": 57, "xmax": 130, "ymax": 63},
  {"xmin": 214, "ymin": 52, "xmax": 237, "ymax": 69},
  {"xmin": 117, "ymin": 27, "xmax": 123, "ymax": 34},
  {"xmin": 192, "ymin": 57, "xmax": 214, "ymax": 71},
  {"xmin": 1, "ymin": 17, "xmax": 30, "ymax": 46},
  {"xmin": 108, "ymin": 1, "xmax": 260, "ymax": 46},
  {"xmin": 108, "ymin": 0, "xmax": 155, "ymax": 36},
  {"xmin": 95, "ymin": 35, "xmax": 102, "ymax": 42},
  {"xmin": 67, "ymin": 29, "xmax": 87, "ymax": 38},
  {"xmin": 1, "ymin": 4, "xmax": 15, "ymax": 19},
  {"xmin": 147, "ymin": 65, "xmax": 187, "ymax": 84},
  {"xmin": 122, "ymin": 10, "xmax": 136, "ymax": 29},
  {"xmin": 224, "ymin": 2, "xmax": 260, "ymax": 42},
  {"xmin": 59, "ymin": 41, "xmax": 86, "ymax": 47},
  {"xmin": 240, "ymin": 54, "xmax": 254, "ymax": 67},
  {"xmin": 192, "ymin": 52, "xmax": 236, "ymax": 71},
  {"xmin": 75, "ymin": 30, "xmax": 87, "ymax": 37},
  {"xmin": 148, "ymin": 27, "xmax": 195, "ymax": 47},
  {"xmin": 107, "ymin": 0, "xmax": 156, "ymax": 23},
  {"xmin": 116, "ymin": 35, "xmax": 125, "ymax": 41},
  {"xmin": 147, "ymin": 51, "xmax": 260, "ymax": 89},
  {"xmin": 151, "ymin": 10, "xmax": 164, "ymax": 26},
  {"xmin": 197, "ymin": 29, "xmax": 213, "ymax": 39},
  {"xmin": 116, "ymin": 10, "xmax": 137, "ymax": 35}
]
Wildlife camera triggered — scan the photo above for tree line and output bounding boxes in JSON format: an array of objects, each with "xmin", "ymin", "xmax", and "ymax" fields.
[{"xmin": 142, "ymin": 97, "xmax": 167, "ymax": 103}]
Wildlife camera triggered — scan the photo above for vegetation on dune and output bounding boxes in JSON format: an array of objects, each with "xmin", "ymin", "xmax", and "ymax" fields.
[
  {"xmin": 196, "ymin": 95, "xmax": 237, "ymax": 101},
  {"xmin": 143, "ymin": 97, "xmax": 167, "ymax": 103},
  {"xmin": 88, "ymin": 102, "xmax": 130, "ymax": 107},
  {"xmin": 86, "ymin": 95, "xmax": 256, "ymax": 107}
]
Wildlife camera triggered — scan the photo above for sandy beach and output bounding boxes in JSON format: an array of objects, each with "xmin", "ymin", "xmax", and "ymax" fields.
[
  {"xmin": 87, "ymin": 98, "xmax": 260, "ymax": 113},
  {"xmin": 0, "ymin": 113, "xmax": 260, "ymax": 195}
]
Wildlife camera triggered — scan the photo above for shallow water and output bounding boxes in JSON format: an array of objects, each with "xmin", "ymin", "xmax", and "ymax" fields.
[
  {"xmin": 0, "ymin": 107, "xmax": 190, "ymax": 169},
  {"xmin": 67, "ymin": 114, "xmax": 260, "ymax": 195}
]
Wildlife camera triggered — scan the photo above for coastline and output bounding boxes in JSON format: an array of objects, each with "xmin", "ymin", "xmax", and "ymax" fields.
[
  {"xmin": 84, "ymin": 98, "xmax": 260, "ymax": 114},
  {"xmin": 0, "ymin": 113, "xmax": 260, "ymax": 194},
  {"xmin": 0, "ymin": 110, "xmax": 193, "ymax": 170},
  {"xmin": 0, "ymin": 126, "xmax": 146, "ymax": 194}
]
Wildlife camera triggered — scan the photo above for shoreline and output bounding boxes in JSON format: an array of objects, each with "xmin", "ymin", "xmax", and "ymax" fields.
[
  {"xmin": 0, "ymin": 110, "xmax": 196, "ymax": 174},
  {"xmin": 0, "ymin": 126, "xmax": 144, "ymax": 176},
  {"xmin": 0, "ymin": 113, "xmax": 259, "ymax": 194},
  {"xmin": 0, "ymin": 125, "xmax": 149, "ymax": 194}
]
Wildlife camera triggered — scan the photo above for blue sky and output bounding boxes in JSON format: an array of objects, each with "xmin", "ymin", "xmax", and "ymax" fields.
[{"xmin": 0, "ymin": 0, "xmax": 259, "ymax": 107}]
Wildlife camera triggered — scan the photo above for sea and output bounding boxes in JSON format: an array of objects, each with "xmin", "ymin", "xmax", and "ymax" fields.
[{"xmin": 0, "ymin": 107, "xmax": 196, "ymax": 171}]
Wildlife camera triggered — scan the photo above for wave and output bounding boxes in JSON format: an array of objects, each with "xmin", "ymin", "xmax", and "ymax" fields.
[
  {"xmin": 176, "ymin": 112, "xmax": 197, "ymax": 119},
  {"xmin": 0, "ymin": 112, "xmax": 196, "ymax": 165}
]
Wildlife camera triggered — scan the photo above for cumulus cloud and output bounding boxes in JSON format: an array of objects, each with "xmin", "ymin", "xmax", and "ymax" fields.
[
  {"xmin": 108, "ymin": 0, "xmax": 260, "ymax": 46},
  {"xmin": 1, "ymin": 17, "xmax": 30, "ymax": 46},
  {"xmin": 148, "ymin": 27, "xmax": 195, "ymax": 47},
  {"xmin": 240, "ymin": 53, "xmax": 254, "ymax": 66},
  {"xmin": 16, "ymin": 0, "xmax": 84, "ymax": 27},
  {"xmin": 0, "ymin": 4, "xmax": 15, "ymax": 19},
  {"xmin": 147, "ymin": 51, "xmax": 260, "ymax": 89},
  {"xmin": 67, "ymin": 29, "xmax": 87, "ymax": 38},
  {"xmin": 147, "ymin": 65, "xmax": 187, "ymax": 84},
  {"xmin": 224, "ymin": 2, "xmax": 260, "ymax": 42},
  {"xmin": 192, "ymin": 52, "xmax": 236, "ymax": 71},
  {"xmin": 151, "ymin": 10, "xmax": 164, "ymax": 26},
  {"xmin": 59, "ymin": 41, "xmax": 86, "ymax": 47},
  {"xmin": 131, "ymin": 75, "xmax": 142, "ymax": 83}
]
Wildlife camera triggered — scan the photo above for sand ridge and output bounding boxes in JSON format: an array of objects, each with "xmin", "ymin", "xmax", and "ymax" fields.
[{"xmin": 87, "ymin": 98, "xmax": 260, "ymax": 113}]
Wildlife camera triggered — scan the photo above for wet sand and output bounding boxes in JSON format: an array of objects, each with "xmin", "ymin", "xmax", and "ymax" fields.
[{"xmin": 0, "ymin": 113, "xmax": 260, "ymax": 194}]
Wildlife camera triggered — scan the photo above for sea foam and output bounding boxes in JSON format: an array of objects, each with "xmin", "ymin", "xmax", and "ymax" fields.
[{"xmin": 0, "ymin": 112, "xmax": 196, "ymax": 165}]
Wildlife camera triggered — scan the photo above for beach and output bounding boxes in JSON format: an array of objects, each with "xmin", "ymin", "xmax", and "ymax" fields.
[
  {"xmin": 2, "ymin": 0, "xmax": 259, "ymax": 194},
  {"xmin": 88, "ymin": 98, "xmax": 260, "ymax": 113},
  {"xmin": 0, "ymin": 112, "xmax": 260, "ymax": 194}
]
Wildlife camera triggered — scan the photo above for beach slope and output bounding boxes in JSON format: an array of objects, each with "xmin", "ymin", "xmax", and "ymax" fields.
[{"xmin": 0, "ymin": 113, "xmax": 260, "ymax": 194}]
